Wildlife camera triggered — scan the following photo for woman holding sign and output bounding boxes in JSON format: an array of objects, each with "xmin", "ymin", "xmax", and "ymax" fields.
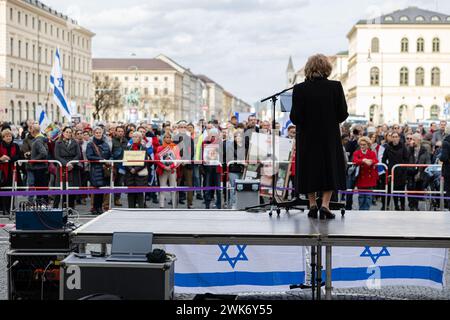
[
  {"xmin": 124, "ymin": 132, "xmax": 149, "ymax": 208},
  {"xmin": 155, "ymin": 132, "xmax": 180, "ymax": 208}
]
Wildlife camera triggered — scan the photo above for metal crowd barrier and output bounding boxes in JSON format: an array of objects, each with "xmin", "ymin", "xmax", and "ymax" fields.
[{"xmin": 391, "ymin": 164, "xmax": 444, "ymax": 211}]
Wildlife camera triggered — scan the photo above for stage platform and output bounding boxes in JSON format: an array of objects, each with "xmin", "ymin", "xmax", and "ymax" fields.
[{"xmin": 72, "ymin": 209, "xmax": 450, "ymax": 248}]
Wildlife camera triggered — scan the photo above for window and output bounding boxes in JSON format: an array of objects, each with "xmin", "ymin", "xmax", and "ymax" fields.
[
  {"xmin": 10, "ymin": 8, "xmax": 13, "ymax": 20},
  {"xmin": 45, "ymin": 22, "xmax": 47, "ymax": 34},
  {"xmin": 384, "ymin": 16, "xmax": 393, "ymax": 22},
  {"xmin": 10, "ymin": 68, "xmax": 14, "ymax": 86},
  {"xmin": 416, "ymin": 16, "xmax": 425, "ymax": 22},
  {"xmin": 124, "ymin": 77, "xmax": 129, "ymax": 81},
  {"xmin": 369, "ymin": 105, "xmax": 377, "ymax": 122},
  {"xmin": 25, "ymin": 43, "xmax": 28, "ymax": 60},
  {"xmin": 32, "ymin": 45, "xmax": 35, "ymax": 61},
  {"xmin": 25, "ymin": 14, "xmax": 28, "ymax": 26},
  {"xmin": 154, "ymin": 77, "xmax": 158, "ymax": 81},
  {"xmin": 417, "ymin": 38, "xmax": 424, "ymax": 52},
  {"xmin": 400, "ymin": 16, "xmax": 409, "ymax": 22},
  {"xmin": 18, "ymin": 11, "xmax": 21, "ymax": 24},
  {"xmin": 18, "ymin": 71, "xmax": 21, "ymax": 89},
  {"xmin": 45, "ymin": 49, "xmax": 48, "ymax": 64},
  {"xmin": 164, "ymin": 88, "xmax": 168, "ymax": 95},
  {"xmin": 144, "ymin": 88, "xmax": 149, "ymax": 95},
  {"xmin": 431, "ymin": 67, "xmax": 440, "ymax": 86},
  {"xmin": 415, "ymin": 67, "xmax": 425, "ymax": 86},
  {"xmin": 370, "ymin": 67, "xmax": 380, "ymax": 86},
  {"xmin": 400, "ymin": 67, "xmax": 409, "ymax": 86},
  {"xmin": 371, "ymin": 38, "xmax": 380, "ymax": 53},
  {"xmin": 32, "ymin": 73, "xmax": 35, "ymax": 91},
  {"xmin": 431, "ymin": 105, "xmax": 440, "ymax": 119},
  {"xmin": 431, "ymin": 16, "xmax": 441, "ymax": 22},
  {"xmin": 415, "ymin": 105, "xmax": 424, "ymax": 120},
  {"xmin": 154, "ymin": 88, "xmax": 159, "ymax": 95},
  {"xmin": 18, "ymin": 40, "xmax": 21, "ymax": 58},
  {"xmin": 32, "ymin": 17, "xmax": 35, "ymax": 29},
  {"xmin": 145, "ymin": 77, "xmax": 149, "ymax": 81},
  {"xmin": 164, "ymin": 77, "xmax": 168, "ymax": 81},
  {"xmin": 401, "ymin": 38, "xmax": 409, "ymax": 52},
  {"xmin": 10, "ymin": 38, "xmax": 13, "ymax": 56},
  {"xmin": 25, "ymin": 72, "xmax": 28, "ymax": 90},
  {"xmin": 124, "ymin": 88, "xmax": 128, "ymax": 94},
  {"xmin": 399, "ymin": 105, "xmax": 408, "ymax": 123},
  {"xmin": 433, "ymin": 38, "xmax": 440, "ymax": 52},
  {"xmin": 38, "ymin": 75, "xmax": 41, "ymax": 92}
]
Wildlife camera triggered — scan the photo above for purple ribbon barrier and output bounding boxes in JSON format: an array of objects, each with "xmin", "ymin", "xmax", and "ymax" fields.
[{"xmin": 0, "ymin": 186, "xmax": 224, "ymax": 197}]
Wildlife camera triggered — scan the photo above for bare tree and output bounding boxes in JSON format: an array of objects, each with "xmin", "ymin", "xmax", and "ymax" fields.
[{"xmin": 93, "ymin": 75, "xmax": 121, "ymax": 121}]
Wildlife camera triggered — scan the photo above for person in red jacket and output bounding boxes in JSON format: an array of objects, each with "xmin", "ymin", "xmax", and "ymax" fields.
[{"xmin": 353, "ymin": 136, "xmax": 378, "ymax": 210}]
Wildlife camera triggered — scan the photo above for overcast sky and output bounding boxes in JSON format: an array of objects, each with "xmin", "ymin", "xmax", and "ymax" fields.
[{"xmin": 44, "ymin": 0, "xmax": 450, "ymax": 105}]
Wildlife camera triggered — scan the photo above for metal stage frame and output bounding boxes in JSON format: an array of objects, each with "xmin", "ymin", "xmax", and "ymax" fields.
[{"xmin": 71, "ymin": 209, "xmax": 450, "ymax": 300}]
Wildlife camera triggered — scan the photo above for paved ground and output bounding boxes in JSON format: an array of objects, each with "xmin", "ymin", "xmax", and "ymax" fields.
[{"xmin": 1, "ymin": 194, "xmax": 450, "ymax": 300}]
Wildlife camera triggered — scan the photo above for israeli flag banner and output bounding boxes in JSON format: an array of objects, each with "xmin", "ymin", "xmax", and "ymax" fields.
[
  {"xmin": 36, "ymin": 105, "xmax": 52, "ymax": 132},
  {"xmin": 49, "ymin": 47, "xmax": 71, "ymax": 119},
  {"xmin": 330, "ymin": 247, "xmax": 448, "ymax": 289},
  {"xmin": 166, "ymin": 245, "xmax": 306, "ymax": 294}
]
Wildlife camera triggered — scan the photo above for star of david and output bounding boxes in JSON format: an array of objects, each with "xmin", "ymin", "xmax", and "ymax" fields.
[
  {"xmin": 58, "ymin": 77, "xmax": 65, "ymax": 89},
  {"xmin": 218, "ymin": 245, "xmax": 248, "ymax": 269},
  {"xmin": 360, "ymin": 246, "xmax": 390, "ymax": 264}
]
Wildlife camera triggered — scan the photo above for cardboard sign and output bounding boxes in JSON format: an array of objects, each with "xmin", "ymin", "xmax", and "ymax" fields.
[{"xmin": 123, "ymin": 150, "xmax": 146, "ymax": 166}]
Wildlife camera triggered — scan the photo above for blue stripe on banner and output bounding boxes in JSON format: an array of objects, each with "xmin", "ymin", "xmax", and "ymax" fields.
[
  {"xmin": 327, "ymin": 266, "xmax": 443, "ymax": 283},
  {"xmin": 53, "ymin": 86, "xmax": 70, "ymax": 115},
  {"xmin": 175, "ymin": 271, "xmax": 305, "ymax": 287}
]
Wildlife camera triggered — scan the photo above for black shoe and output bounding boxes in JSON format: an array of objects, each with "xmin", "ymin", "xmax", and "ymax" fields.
[
  {"xmin": 307, "ymin": 206, "xmax": 319, "ymax": 219},
  {"xmin": 196, "ymin": 194, "xmax": 203, "ymax": 200},
  {"xmin": 179, "ymin": 200, "xmax": 185, "ymax": 205},
  {"xmin": 319, "ymin": 207, "xmax": 335, "ymax": 220},
  {"xmin": 152, "ymin": 199, "xmax": 159, "ymax": 204}
]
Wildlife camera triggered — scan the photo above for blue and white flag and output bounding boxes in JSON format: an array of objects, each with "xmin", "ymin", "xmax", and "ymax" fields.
[
  {"xmin": 166, "ymin": 245, "xmax": 305, "ymax": 294},
  {"xmin": 234, "ymin": 112, "xmax": 255, "ymax": 123},
  {"xmin": 36, "ymin": 105, "xmax": 52, "ymax": 133},
  {"xmin": 330, "ymin": 247, "xmax": 448, "ymax": 289},
  {"xmin": 49, "ymin": 47, "xmax": 71, "ymax": 119}
]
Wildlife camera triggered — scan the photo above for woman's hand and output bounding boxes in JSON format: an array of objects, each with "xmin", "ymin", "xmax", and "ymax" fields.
[
  {"xmin": 164, "ymin": 166, "xmax": 171, "ymax": 172},
  {"xmin": 0, "ymin": 155, "xmax": 10, "ymax": 162}
]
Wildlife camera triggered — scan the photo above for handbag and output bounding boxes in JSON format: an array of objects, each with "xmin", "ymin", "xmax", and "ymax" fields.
[{"xmin": 137, "ymin": 167, "xmax": 149, "ymax": 177}]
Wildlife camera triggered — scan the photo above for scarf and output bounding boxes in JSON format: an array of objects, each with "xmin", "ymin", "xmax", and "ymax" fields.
[
  {"xmin": 131, "ymin": 143, "xmax": 141, "ymax": 151},
  {"xmin": 162, "ymin": 141, "xmax": 176, "ymax": 150}
]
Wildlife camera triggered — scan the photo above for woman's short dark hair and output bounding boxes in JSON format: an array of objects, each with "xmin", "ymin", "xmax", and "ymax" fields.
[{"xmin": 304, "ymin": 54, "xmax": 332, "ymax": 80}]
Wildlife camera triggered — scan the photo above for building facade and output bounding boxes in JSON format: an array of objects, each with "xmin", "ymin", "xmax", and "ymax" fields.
[
  {"xmin": 288, "ymin": 7, "xmax": 450, "ymax": 125},
  {"xmin": 92, "ymin": 58, "xmax": 183, "ymax": 123},
  {"xmin": 0, "ymin": 0, "xmax": 95, "ymax": 124}
]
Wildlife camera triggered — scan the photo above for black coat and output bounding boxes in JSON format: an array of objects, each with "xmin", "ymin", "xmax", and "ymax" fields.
[
  {"xmin": 440, "ymin": 135, "xmax": 450, "ymax": 178},
  {"xmin": 54, "ymin": 139, "xmax": 81, "ymax": 187},
  {"xmin": 289, "ymin": 78, "xmax": 349, "ymax": 194},
  {"xmin": 382, "ymin": 142, "xmax": 409, "ymax": 186},
  {"xmin": 86, "ymin": 138, "xmax": 111, "ymax": 187},
  {"xmin": 406, "ymin": 146, "xmax": 431, "ymax": 183}
]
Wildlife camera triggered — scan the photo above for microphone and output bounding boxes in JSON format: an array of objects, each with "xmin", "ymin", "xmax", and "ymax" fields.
[{"xmin": 7, "ymin": 260, "xmax": 19, "ymax": 271}]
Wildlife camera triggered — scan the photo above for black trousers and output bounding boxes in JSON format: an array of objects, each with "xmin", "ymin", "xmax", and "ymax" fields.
[
  {"xmin": 128, "ymin": 193, "xmax": 144, "ymax": 208},
  {"xmin": 32, "ymin": 169, "xmax": 49, "ymax": 202}
]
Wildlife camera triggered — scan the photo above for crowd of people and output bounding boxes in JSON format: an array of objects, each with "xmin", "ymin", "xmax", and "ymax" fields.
[{"xmin": 1, "ymin": 116, "xmax": 450, "ymax": 215}]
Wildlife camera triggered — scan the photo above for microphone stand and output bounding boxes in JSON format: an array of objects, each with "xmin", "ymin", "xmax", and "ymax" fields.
[{"xmin": 245, "ymin": 86, "xmax": 346, "ymax": 217}]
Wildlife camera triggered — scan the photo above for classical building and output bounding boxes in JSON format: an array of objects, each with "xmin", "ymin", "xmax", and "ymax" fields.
[
  {"xmin": 92, "ymin": 58, "xmax": 184, "ymax": 123},
  {"xmin": 288, "ymin": 7, "xmax": 450, "ymax": 124},
  {"xmin": 0, "ymin": 0, "xmax": 95, "ymax": 124}
]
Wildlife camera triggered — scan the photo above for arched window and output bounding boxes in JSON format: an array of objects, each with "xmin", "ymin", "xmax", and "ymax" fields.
[
  {"xmin": 371, "ymin": 38, "xmax": 379, "ymax": 53},
  {"xmin": 433, "ymin": 38, "xmax": 440, "ymax": 52},
  {"xmin": 415, "ymin": 67, "xmax": 425, "ymax": 86},
  {"xmin": 370, "ymin": 67, "xmax": 380, "ymax": 86},
  {"xmin": 25, "ymin": 102, "xmax": 29, "ymax": 120},
  {"xmin": 415, "ymin": 105, "xmax": 424, "ymax": 121},
  {"xmin": 17, "ymin": 101, "xmax": 22, "ymax": 123},
  {"xmin": 10, "ymin": 101, "xmax": 15, "ymax": 124},
  {"xmin": 399, "ymin": 105, "xmax": 408, "ymax": 124},
  {"xmin": 417, "ymin": 38, "xmax": 424, "ymax": 52},
  {"xmin": 400, "ymin": 67, "xmax": 409, "ymax": 86},
  {"xmin": 431, "ymin": 67, "xmax": 440, "ymax": 86},
  {"xmin": 401, "ymin": 38, "xmax": 409, "ymax": 52},
  {"xmin": 431, "ymin": 105, "xmax": 440, "ymax": 120}
]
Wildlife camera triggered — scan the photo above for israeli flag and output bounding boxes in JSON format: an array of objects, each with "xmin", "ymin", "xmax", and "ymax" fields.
[
  {"xmin": 36, "ymin": 105, "xmax": 52, "ymax": 133},
  {"xmin": 330, "ymin": 247, "xmax": 448, "ymax": 289},
  {"xmin": 166, "ymin": 245, "xmax": 306, "ymax": 294},
  {"xmin": 49, "ymin": 47, "xmax": 71, "ymax": 119}
]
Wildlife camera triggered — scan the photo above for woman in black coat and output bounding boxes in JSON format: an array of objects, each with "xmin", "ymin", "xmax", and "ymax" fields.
[
  {"xmin": 290, "ymin": 54, "xmax": 349, "ymax": 219},
  {"xmin": 86, "ymin": 127, "xmax": 112, "ymax": 215},
  {"xmin": 54, "ymin": 127, "xmax": 81, "ymax": 209},
  {"xmin": 382, "ymin": 132, "xmax": 409, "ymax": 210}
]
